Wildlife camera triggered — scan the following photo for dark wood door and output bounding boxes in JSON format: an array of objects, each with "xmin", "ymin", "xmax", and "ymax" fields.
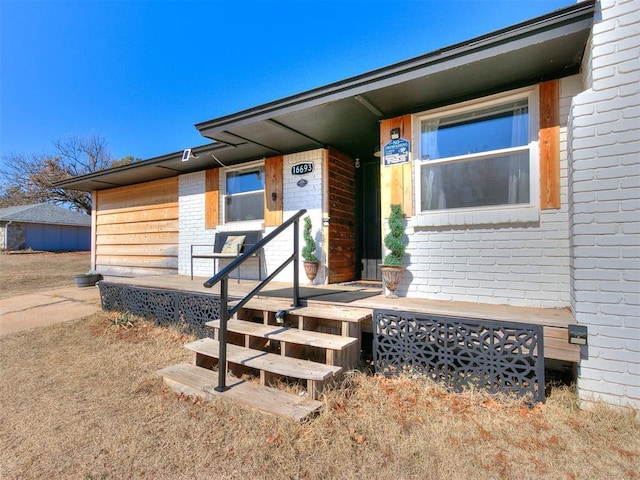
[
  {"xmin": 356, "ymin": 157, "xmax": 381, "ymax": 280},
  {"xmin": 326, "ymin": 149, "xmax": 357, "ymax": 283}
]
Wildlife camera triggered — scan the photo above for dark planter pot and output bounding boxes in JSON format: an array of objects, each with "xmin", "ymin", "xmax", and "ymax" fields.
[
  {"xmin": 74, "ymin": 273, "xmax": 102, "ymax": 287},
  {"xmin": 303, "ymin": 261, "xmax": 320, "ymax": 284},
  {"xmin": 380, "ymin": 265, "xmax": 404, "ymax": 298}
]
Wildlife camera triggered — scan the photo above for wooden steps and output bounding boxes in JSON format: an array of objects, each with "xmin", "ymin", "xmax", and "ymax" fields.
[
  {"xmin": 234, "ymin": 297, "xmax": 371, "ymax": 367},
  {"xmin": 158, "ymin": 363, "xmax": 323, "ymax": 421},
  {"xmin": 186, "ymin": 338, "xmax": 342, "ymax": 381},
  {"xmin": 159, "ymin": 296, "xmax": 372, "ymax": 418},
  {"xmin": 186, "ymin": 338, "xmax": 341, "ymax": 400},
  {"xmin": 241, "ymin": 297, "xmax": 372, "ymax": 324},
  {"xmin": 206, "ymin": 319, "xmax": 358, "ymax": 366}
]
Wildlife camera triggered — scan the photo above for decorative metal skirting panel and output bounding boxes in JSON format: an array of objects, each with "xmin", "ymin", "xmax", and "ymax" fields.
[
  {"xmin": 98, "ymin": 282, "xmax": 221, "ymax": 336},
  {"xmin": 373, "ymin": 309, "xmax": 545, "ymax": 403}
]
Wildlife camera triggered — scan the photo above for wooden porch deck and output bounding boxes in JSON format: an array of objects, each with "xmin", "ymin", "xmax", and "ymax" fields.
[{"xmin": 102, "ymin": 274, "xmax": 579, "ymax": 363}]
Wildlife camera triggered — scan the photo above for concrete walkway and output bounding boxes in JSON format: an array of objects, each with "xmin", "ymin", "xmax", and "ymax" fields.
[{"xmin": 0, "ymin": 286, "xmax": 102, "ymax": 336}]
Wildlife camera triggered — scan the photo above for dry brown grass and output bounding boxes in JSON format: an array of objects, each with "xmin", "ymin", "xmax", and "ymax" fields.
[
  {"xmin": 1, "ymin": 312, "xmax": 638, "ymax": 480},
  {"xmin": 0, "ymin": 250, "xmax": 90, "ymax": 299}
]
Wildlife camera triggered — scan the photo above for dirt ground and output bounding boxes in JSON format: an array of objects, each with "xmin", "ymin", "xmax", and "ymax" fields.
[
  {"xmin": 0, "ymin": 251, "xmax": 90, "ymax": 299},
  {"xmin": 0, "ymin": 313, "xmax": 638, "ymax": 479}
]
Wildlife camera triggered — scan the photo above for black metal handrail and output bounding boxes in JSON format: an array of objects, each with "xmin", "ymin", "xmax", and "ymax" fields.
[{"xmin": 203, "ymin": 209, "xmax": 307, "ymax": 391}]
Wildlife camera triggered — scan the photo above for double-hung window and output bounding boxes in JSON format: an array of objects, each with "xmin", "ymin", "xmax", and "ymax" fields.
[
  {"xmin": 416, "ymin": 90, "xmax": 536, "ymax": 215},
  {"xmin": 224, "ymin": 164, "xmax": 265, "ymax": 223}
]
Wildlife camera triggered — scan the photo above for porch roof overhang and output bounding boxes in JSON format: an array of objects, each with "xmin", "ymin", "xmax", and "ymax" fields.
[{"xmin": 56, "ymin": 1, "xmax": 595, "ymax": 192}]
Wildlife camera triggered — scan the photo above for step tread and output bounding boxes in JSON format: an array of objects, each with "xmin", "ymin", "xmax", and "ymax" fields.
[
  {"xmin": 185, "ymin": 338, "xmax": 342, "ymax": 381},
  {"xmin": 237, "ymin": 297, "xmax": 372, "ymax": 323},
  {"xmin": 205, "ymin": 319, "xmax": 358, "ymax": 350},
  {"xmin": 158, "ymin": 363, "xmax": 322, "ymax": 421}
]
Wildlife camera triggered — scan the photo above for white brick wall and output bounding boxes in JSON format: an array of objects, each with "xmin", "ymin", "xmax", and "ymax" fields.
[
  {"xmin": 569, "ymin": 0, "xmax": 640, "ymax": 410},
  {"xmin": 403, "ymin": 78, "xmax": 580, "ymax": 308},
  {"xmin": 178, "ymin": 172, "xmax": 211, "ymax": 277},
  {"xmin": 273, "ymin": 150, "xmax": 326, "ymax": 284},
  {"xmin": 178, "ymin": 150, "xmax": 327, "ymax": 284}
]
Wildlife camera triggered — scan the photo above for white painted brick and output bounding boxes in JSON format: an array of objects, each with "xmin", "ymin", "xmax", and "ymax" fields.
[
  {"xmin": 177, "ymin": 151, "xmax": 328, "ymax": 283},
  {"xmin": 592, "ymin": 46, "xmax": 639, "ymax": 70},
  {"xmin": 579, "ymin": 378, "xmax": 626, "ymax": 397},
  {"xmin": 577, "ymin": 366, "xmax": 602, "ymax": 382},
  {"xmin": 582, "ymin": 356, "xmax": 628, "ymax": 374},
  {"xmin": 600, "ymin": 347, "xmax": 639, "ymax": 366},
  {"xmin": 620, "ymin": 80, "xmax": 640, "ymax": 100}
]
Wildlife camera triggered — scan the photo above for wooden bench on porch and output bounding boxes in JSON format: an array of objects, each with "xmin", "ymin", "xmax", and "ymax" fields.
[{"xmin": 190, "ymin": 230, "xmax": 262, "ymax": 281}]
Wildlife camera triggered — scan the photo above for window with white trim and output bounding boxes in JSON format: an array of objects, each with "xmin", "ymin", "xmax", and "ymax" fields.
[
  {"xmin": 416, "ymin": 91, "xmax": 536, "ymax": 213},
  {"xmin": 224, "ymin": 164, "xmax": 265, "ymax": 223}
]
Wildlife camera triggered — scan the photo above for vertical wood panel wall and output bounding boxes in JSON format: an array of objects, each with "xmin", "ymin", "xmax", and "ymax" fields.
[
  {"xmin": 264, "ymin": 156, "xmax": 284, "ymax": 227},
  {"xmin": 540, "ymin": 79, "xmax": 561, "ymax": 209},
  {"xmin": 326, "ymin": 148, "xmax": 357, "ymax": 283},
  {"xmin": 95, "ymin": 177, "xmax": 179, "ymax": 276},
  {"xmin": 379, "ymin": 114, "xmax": 413, "ymax": 219},
  {"xmin": 205, "ymin": 169, "xmax": 219, "ymax": 229}
]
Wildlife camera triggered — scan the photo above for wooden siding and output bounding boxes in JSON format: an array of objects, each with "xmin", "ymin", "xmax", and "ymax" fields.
[
  {"xmin": 326, "ymin": 149, "xmax": 357, "ymax": 283},
  {"xmin": 379, "ymin": 115, "xmax": 413, "ymax": 220},
  {"xmin": 540, "ymin": 79, "xmax": 561, "ymax": 209},
  {"xmin": 264, "ymin": 156, "xmax": 283, "ymax": 227},
  {"xmin": 95, "ymin": 177, "xmax": 178, "ymax": 276},
  {"xmin": 205, "ymin": 168, "xmax": 219, "ymax": 229}
]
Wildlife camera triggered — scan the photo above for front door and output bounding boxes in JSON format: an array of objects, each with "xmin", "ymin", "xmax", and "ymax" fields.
[{"xmin": 356, "ymin": 156, "xmax": 382, "ymax": 280}]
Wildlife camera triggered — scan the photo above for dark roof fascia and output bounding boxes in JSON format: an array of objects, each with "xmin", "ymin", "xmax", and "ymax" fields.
[
  {"xmin": 53, "ymin": 142, "xmax": 226, "ymax": 190},
  {"xmin": 54, "ymin": 151, "xmax": 180, "ymax": 190},
  {"xmin": 195, "ymin": 1, "xmax": 595, "ymax": 134}
]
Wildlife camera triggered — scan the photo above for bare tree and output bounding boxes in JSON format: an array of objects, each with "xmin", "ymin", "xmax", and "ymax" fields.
[
  {"xmin": 0, "ymin": 134, "xmax": 138, "ymax": 214},
  {"xmin": 0, "ymin": 186, "xmax": 31, "ymax": 208}
]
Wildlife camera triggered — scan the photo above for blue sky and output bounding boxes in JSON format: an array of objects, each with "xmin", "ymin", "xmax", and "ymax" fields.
[{"xmin": 1, "ymin": 0, "xmax": 574, "ymax": 163}]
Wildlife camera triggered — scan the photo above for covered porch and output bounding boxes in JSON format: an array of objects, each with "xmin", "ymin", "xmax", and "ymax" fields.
[{"xmin": 98, "ymin": 274, "xmax": 580, "ymax": 419}]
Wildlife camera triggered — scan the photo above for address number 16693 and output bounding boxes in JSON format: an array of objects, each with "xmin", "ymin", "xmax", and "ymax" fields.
[{"xmin": 291, "ymin": 162, "xmax": 313, "ymax": 175}]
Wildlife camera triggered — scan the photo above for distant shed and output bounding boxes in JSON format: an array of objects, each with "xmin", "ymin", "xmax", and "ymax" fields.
[{"xmin": 0, "ymin": 203, "xmax": 91, "ymax": 251}]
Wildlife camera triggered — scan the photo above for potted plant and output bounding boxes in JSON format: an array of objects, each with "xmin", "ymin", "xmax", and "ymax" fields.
[
  {"xmin": 380, "ymin": 204, "xmax": 406, "ymax": 297},
  {"xmin": 74, "ymin": 270, "xmax": 102, "ymax": 287},
  {"xmin": 301, "ymin": 216, "xmax": 320, "ymax": 284}
]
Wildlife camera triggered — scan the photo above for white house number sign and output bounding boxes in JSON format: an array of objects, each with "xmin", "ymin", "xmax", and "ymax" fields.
[{"xmin": 291, "ymin": 162, "xmax": 313, "ymax": 175}]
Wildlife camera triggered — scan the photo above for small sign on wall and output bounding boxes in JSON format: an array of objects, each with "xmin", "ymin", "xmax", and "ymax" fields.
[
  {"xmin": 383, "ymin": 138, "xmax": 410, "ymax": 166},
  {"xmin": 291, "ymin": 162, "xmax": 314, "ymax": 175}
]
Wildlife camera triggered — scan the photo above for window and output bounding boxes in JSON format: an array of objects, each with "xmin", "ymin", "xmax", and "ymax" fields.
[
  {"xmin": 417, "ymin": 92, "xmax": 534, "ymax": 213},
  {"xmin": 224, "ymin": 164, "xmax": 264, "ymax": 222}
]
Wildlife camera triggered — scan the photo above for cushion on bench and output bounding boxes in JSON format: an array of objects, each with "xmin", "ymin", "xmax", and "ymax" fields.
[
  {"xmin": 213, "ymin": 231, "xmax": 262, "ymax": 255},
  {"xmin": 220, "ymin": 235, "xmax": 246, "ymax": 254}
]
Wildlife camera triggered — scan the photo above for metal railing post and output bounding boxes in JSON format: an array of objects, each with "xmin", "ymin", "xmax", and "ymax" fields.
[
  {"xmin": 203, "ymin": 209, "xmax": 307, "ymax": 393},
  {"xmin": 293, "ymin": 217, "xmax": 300, "ymax": 307},
  {"xmin": 215, "ymin": 277, "xmax": 229, "ymax": 392}
]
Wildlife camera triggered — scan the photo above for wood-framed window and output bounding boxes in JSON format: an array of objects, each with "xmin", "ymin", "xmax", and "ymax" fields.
[
  {"xmin": 223, "ymin": 162, "xmax": 265, "ymax": 224},
  {"xmin": 413, "ymin": 87, "xmax": 541, "ymax": 226}
]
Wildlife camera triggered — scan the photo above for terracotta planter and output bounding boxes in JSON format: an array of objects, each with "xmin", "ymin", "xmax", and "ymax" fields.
[
  {"xmin": 303, "ymin": 261, "xmax": 320, "ymax": 284},
  {"xmin": 74, "ymin": 273, "xmax": 102, "ymax": 287},
  {"xmin": 380, "ymin": 265, "xmax": 404, "ymax": 298}
]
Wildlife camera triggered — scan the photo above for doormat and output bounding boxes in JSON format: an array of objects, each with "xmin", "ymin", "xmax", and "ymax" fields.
[{"xmin": 338, "ymin": 281, "xmax": 383, "ymax": 289}]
